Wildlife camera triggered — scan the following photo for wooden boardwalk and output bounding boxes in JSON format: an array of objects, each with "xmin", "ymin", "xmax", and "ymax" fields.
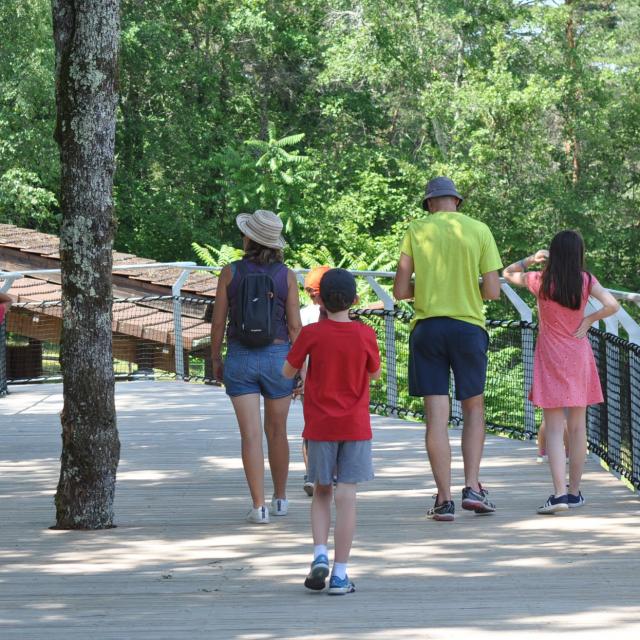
[{"xmin": 1, "ymin": 381, "xmax": 639, "ymax": 640}]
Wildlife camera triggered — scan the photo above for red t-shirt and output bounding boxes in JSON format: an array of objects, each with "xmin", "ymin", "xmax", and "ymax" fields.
[{"xmin": 287, "ymin": 320, "xmax": 380, "ymax": 441}]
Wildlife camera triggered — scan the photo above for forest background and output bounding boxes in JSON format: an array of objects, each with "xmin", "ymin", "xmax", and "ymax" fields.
[{"xmin": 1, "ymin": 0, "xmax": 638, "ymax": 290}]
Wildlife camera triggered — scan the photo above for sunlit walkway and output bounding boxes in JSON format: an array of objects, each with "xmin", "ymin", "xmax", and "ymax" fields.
[{"xmin": 1, "ymin": 382, "xmax": 639, "ymax": 640}]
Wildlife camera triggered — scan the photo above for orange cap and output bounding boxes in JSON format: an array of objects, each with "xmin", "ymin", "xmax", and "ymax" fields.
[{"xmin": 304, "ymin": 265, "xmax": 331, "ymax": 294}]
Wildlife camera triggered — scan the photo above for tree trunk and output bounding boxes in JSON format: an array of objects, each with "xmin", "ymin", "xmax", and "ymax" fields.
[
  {"xmin": 565, "ymin": 0, "xmax": 581, "ymax": 185},
  {"xmin": 52, "ymin": 0, "xmax": 121, "ymax": 529}
]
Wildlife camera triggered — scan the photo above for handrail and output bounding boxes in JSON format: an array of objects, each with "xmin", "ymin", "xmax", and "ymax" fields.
[{"xmin": 1, "ymin": 262, "xmax": 639, "ymax": 343}]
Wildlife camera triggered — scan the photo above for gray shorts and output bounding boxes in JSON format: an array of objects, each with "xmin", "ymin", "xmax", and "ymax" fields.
[{"xmin": 306, "ymin": 440, "xmax": 374, "ymax": 485}]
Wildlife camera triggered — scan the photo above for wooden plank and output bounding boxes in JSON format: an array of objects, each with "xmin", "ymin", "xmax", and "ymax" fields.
[{"xmin": 0, "ymin": 382, "xmax": 639, "ymax": 640}]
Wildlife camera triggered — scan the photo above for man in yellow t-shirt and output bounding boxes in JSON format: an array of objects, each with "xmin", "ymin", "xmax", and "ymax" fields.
[{"xmin": 393, "ymin": 177, "xmax": 503, "ymax": 522}]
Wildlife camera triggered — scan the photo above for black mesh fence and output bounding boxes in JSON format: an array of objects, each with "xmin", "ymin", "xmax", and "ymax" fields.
[
  {"xmin": 353, "ymin": 310, "xmax": 540, "ymax": 437},
  {"xmin": 0, "ymin": 296, "xmax": 213, "ymax": 383},
  {"xmin": 1, "ymin": 297, "xmax": 639, "ymax": 488},
  {"xmin": 354, "ymin": 309, "xmax": 640, "ymax": 490}
]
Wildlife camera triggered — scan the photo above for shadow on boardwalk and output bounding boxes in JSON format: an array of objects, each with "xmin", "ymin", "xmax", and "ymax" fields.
[{"xmin": 1, "ymin": 382, "xmax": 639, "ymax": 640}]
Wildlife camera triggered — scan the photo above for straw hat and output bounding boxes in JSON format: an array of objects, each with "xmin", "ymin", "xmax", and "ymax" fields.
[{"xmin": 236, "ymin": 210, "xmax": 286, "ymax": 249}]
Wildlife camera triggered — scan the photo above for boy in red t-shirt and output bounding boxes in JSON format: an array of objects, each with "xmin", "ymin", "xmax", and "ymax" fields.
[{"xmin": 283, "ymin": 268, "xmax": 381, "ymax": 595}]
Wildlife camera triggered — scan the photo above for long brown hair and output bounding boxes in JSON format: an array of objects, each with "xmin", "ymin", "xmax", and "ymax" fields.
[
  {"xmin": 540, "ymin": 230, "xmax": 591, "ymax": 310},
  {"xmin": 243, "ymin": 238, "xmax": 284, "ymax": 265}
]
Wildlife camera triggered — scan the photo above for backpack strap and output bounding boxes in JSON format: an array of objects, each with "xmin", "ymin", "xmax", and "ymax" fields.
[{"xmin": 233, "ymin": 259, "xmax": 248, "ymax": 279}]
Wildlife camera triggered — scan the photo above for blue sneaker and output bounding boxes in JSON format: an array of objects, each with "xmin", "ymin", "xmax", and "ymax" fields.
[
  {"xmin": 537, "ymin": 494, "xmax": 569, "ymax": 514},
  {"xmin": 328, "ymin": 574, "xmax": 355, "ymax": 595},
  {"xmin": 568, "ymin": 491, "xmax": 585, "ymax": 508},
  {"xmin": 304, "ymin": 555, "xmax": 329, "ymax": 591}
]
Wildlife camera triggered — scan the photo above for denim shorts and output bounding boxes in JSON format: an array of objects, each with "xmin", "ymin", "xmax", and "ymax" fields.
[
  {"xmin": 223, "ymin": 341, "xmax": 295, "ymax": 399},
  {"xmin": 409, "ymin": 317, "xmax": 489, "ymax": 400},
  {"xmin": 306, "ymin": 440, "xmax": 374, "ymax": 485}
]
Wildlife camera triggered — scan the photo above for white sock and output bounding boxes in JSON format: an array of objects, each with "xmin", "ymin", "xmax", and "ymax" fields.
[
  {"xmin": 314, "ymin": 545, "xmax": 328, "ymax": 559},
  {"xmin": 332, "ymin": 562, "xmax": 347, "ymax": 579}
]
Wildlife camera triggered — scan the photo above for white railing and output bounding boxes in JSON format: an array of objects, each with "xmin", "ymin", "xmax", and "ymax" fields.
[{"xmin": 2, "ymin": 262, "xmax": 639, "ymax": 415}]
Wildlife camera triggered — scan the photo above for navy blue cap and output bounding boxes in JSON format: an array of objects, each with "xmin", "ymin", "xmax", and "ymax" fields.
[{"xmin": 422, "ymin": 176, "xmax": 464, "ymax": 210}]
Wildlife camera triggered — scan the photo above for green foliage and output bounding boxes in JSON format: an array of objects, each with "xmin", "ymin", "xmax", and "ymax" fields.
[
  {"xmin": 192, "ymin": 242, "xmax": 243, "ymax": 267},
  {"xmin": 0, "ymin": 169, "xmax": 58, "ymax": 231},
  {"xmin": 0, "ymin": 0, "xmax": 638, "ymax": 291}
]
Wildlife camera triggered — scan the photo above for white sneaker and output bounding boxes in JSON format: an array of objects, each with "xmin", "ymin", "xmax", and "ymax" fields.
[
  {"xmin": 246, "ymin": 505, "xmax": 269, "ymax": 524},
  {"xmin": 270, "ymin": 496, "xmax": 289, "ymax": 516}
]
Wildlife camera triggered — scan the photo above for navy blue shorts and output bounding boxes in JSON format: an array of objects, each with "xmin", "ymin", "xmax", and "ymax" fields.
[{"xmin": 408, "ymin": 317, "xmax": 489, "ymax": 400}]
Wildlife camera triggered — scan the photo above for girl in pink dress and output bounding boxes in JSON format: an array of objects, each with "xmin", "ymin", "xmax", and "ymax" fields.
[{"xmin": 504, "ymin": 231, "xmax": 619, "ymax": 514}]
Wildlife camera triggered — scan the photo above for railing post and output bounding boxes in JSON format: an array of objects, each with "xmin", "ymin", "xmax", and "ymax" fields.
[
  {"xmin": 365, "ymin": 276, "xmax": 397, "ymax": 411},
  {"xmin": 172, "ymin": 270, "xmax": 191, "ymax": 380},
  {"xmin": 500, "ymin": 282, "xmax": 536, "ymax": 435},
  {"xmin": 588, "ymin": 299, "xmax": 623, "ymax": 465}
]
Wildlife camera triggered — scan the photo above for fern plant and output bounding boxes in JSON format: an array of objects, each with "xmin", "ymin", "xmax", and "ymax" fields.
[{"xmin": 192, "ymin": 242, "xmax": 243, "ymax": 267}]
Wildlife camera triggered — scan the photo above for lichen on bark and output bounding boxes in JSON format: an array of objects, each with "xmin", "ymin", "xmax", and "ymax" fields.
[{"xmin": 52, "ymin": 0, "xmax": 121, "ymax": 530}]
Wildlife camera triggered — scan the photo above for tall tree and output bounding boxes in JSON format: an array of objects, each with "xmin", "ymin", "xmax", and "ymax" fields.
[{"xmin": 52, "ymin": 0, "xmax": 120, "ymax": 529}]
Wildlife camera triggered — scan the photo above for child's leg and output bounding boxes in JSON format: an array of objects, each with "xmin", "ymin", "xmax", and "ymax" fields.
[
  {"xmin": 333, "ymin": 482, "xmax": 357, "ymax": 569},
  {"xmin": 566, "ymin": 406, "xmax": 587, "ymax": 495},
  {"xmin": 311, "ymin": 483, "xmax": 333, "ymax": 548},
  {"xmin": 544, "ymin": 408, "xmax": 567, "ymax": 497},
  {"xmin": 537, "ymin": 418, "xmax": 546, "ymax": 454}
]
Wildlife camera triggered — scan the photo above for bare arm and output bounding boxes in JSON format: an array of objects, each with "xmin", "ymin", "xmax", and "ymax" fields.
[
  {"xmin": 285, "ymin": 269, "xmax": 302, "ymax": 343},
  {"xmin": 574, "ymin": 280, "xmax": 620, "ymax": 338},
  {"xmin": 282, "ymin": 360, "xmax": 298, "ymax": 379},
  {"xmin": 210, "ymin": 265, "xmax": 232, "ymax": 381},
  {"xmin": 502, "ymin": 250, "xmax": 549, "ymax": 287},
  {"xmin": 393, "ymin": 253, "xmax": 414, "ymax": 300},
  {"xmin": 369, "ymin": 366, "xmax": 382, "ymax": 381},
  {"xmin": 480, "ymin": 271, "xmax": 501, "ymax": 300},
  {"xmin": 0, "ymin": 292, "xmax": 13, "ymax": 305}
]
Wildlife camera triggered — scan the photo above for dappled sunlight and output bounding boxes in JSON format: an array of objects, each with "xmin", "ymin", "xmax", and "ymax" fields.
[
  {"xmin": 2, "ymin": 382, "xmax": 640, "ymax": 637},
  {"xmin": 117, "ymin": 469, "xmax": 191, "ymax": 482},
  {"xmin": 200, "ymin": 455, "xmax": 245, "ymax": 471}
]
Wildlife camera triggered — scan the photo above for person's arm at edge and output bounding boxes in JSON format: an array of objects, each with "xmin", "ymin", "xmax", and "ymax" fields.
[
  {"xmin": 393, "ymin": 252, "xmax": 414, "ymax": 300},
  {"xmin": 285, "ymin": 269, "xmax": 302, "ymax": 344},
  {"xmin": 210, "ymin": 265, "xmax": 231, "ymax": 381},
  {"xmin": 574, "ymin": 280, "xmax": 620, "ymax": 338},
  {"xmin": 0, "ymin": 291, "xmax": 13, "ymax": 313}
]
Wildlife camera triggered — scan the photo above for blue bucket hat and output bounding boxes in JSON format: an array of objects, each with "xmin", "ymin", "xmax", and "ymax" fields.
[{"xmin": 422, "ymin": 176, "xmax": 464, "ymax": 210}]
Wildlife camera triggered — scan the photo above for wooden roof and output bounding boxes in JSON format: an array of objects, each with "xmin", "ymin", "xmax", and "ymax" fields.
[
  {"xmin": 0, "ymin": 224, "xmax": 216, "ymax": 351},
  {"xmin": 0, "ymin": 223, "xmax": 218, "ymax": 298}
]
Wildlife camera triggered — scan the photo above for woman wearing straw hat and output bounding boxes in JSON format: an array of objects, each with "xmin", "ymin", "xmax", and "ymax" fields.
[{"xmin": 210, "ymin": 210, "xmax": 302, "ymax": 524}]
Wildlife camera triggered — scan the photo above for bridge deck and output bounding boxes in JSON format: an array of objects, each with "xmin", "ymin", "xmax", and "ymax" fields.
[{"xmin": 1, "ymin": 382, "xmax": 639, "ymax": 640}]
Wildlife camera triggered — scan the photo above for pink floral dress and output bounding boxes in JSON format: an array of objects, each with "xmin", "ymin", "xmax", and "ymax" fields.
[{"xmin": 525, "ymin": 271, "xmax": 604, "ymax": 409}]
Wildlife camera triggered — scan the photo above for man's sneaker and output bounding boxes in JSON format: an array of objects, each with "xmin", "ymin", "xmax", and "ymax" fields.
[
  {"xmin": 304, "ymin": 555, "xmax": 329, "ymax": 591},
  {"xmin": 461, "ymin": 485, "xmax": 496, "ymax": 514},
  {"xmin": 537, "ymin": 494, "xmax": 569, "ymax": 514},
  {"xmin": 246, "ymin": 505, "xmax": 269, "ymax": 524},
  {"xmin": 270, "ymin": 496, "xmax": 289, "ymax": 516},
  {"xmin": 426, "ymin": 496, "xmax": 455, "ymax": 521},
  {"xmin": 303, "ymin": 475, "xmax": 314, "ymax": 497},
  {"xmin": 536, "ymin": 450, "xmax": 548, "ymax": 463},
  {"xmin": 328, "ymin": 574, "xmax": 355, "ymax": 595},
  {"xmin": 568, "ymin": 491, "xmax": 585, "ymax": 508}
]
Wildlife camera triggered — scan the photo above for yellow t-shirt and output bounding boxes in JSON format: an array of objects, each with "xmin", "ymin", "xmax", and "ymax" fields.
[{"xmin": 400, "ymin": 212, "xmax": 503, "ymax": 330}]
